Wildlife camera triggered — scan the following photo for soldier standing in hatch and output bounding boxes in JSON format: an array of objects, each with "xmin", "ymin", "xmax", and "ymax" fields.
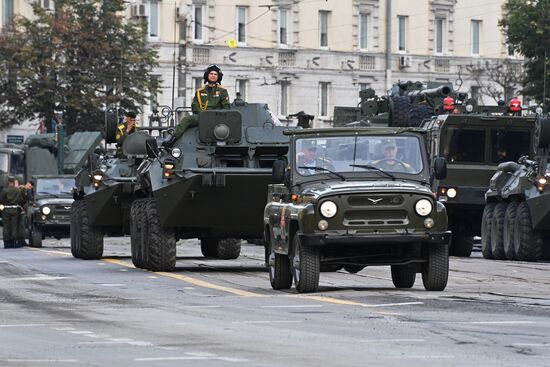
[
  {"xmin": 165, "ymin": 64, "xmax": 230, "ymax": 146},
  {"xmin": 1, "ymin": 177, "xmax": 32, "ymax": 248},
  {"xmin": 116, "ymin": 111, "xmax": 138, "ymax": 157}
]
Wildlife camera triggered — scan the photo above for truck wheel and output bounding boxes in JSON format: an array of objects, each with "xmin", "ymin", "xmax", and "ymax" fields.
[
  {"xmin": 490, "ymin": 202, "xmax": 507, "ymax": 260},
  {"xmin": 200, "ymin": 238, "xmax": 218, "ymax": 258},
  {"xmin": 481, "ymin": 203, "xmax": 496, "ymax": 259},
  {"xmin": 503, "ymin": 202, "xmax": 519, "ymax": 260},
  {"xmin": 513, "ymin": 202, "xmax": 544, "ymax": 262},
  {"xmin": 388, "ymin": 96, "xmax": 410, "ymax": 127},
  {"xmin": 292, "ymin": 235, "xmax": 320, "ymax": 293},
  {"xmin": 268, "ymin": 238, "xmax": 292, "ymax": 290},
  {"xmin": 71, "ymin": 200, "xmax": 103, "ymax": 259},
  {"xmin": 216, "ymin": 239, "xmax": 241, "ymax": 260},
  {"xmin": 408, "ymin": 104, "xmax": 434, "ymax": 127},
  {"xmin": 130, "ymin": 199, "xmax": 146, "ymax": 268},
  {"xmin": 142, "ymin": 198, "xmax": 176, "ymax": 271},
  {"xmin": 421, "ymin": 244, "xmax": 449, "ymax": 291},
  {"xmin": 30, "ymin": 225, "xmax": 43, "ymax": 248},
  {"xmin": 449, "ymin": 235, "xmax": 474, "ymax": 257},
  {"xmin": 343, "ymin": 265, "xmax": 365, "ymax": 274},
  {"xmin": 391, "ymin": 265, "xmax": 416, "ymax": 288}
]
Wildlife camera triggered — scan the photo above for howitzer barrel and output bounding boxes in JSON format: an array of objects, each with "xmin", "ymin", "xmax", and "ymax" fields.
[{"xmin": 405, "ymin": 85, "xmax": 451, "ymax": 100}]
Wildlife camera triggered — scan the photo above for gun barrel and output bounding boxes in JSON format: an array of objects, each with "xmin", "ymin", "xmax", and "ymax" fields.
[{"xmin": 405, "ymin": 85, "xmax": 452, "ymax": 100}]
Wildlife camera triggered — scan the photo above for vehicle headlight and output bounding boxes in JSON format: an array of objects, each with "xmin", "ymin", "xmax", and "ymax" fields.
[
  {"xmin": 171, "ymin": 147, "xmax": 182, "ymax": 158},
  {"xmin": 0, "ymin": 204, "xmax": 4, "ymax": 211},
  {"xmin": 100, "ymin": 164, "xmax": 108, "ymax": 173},
  {"xmin": 415, "ymin": 199, "xmax": 433, "ymax": 216},
  {"xmin": 41, "ymin": 206, "xmax": 51, "ymax": 215},
  {"xmin": 320, "ymin": 200, "xmax": 337, "ymax": 218},
  {"xmin": 447, "ymin": 188, "xmax": 457, "ymax": 198},
  {"xmin": 466, "ymin": 104, "xmax": 474, "ymax": 112},
  {"xmin": 93, "ymin": 174, "xmax": 103, "ymax": 181}
]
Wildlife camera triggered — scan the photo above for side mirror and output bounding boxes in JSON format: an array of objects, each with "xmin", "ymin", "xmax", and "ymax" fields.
[
  {"xmin": 434, "ymin": 157, "xmax": 447, "ymax": 180},
  {"xmin": 145, "ymin": 138, "xmax": 159, "ymax": 159},
  {"xmin": 272, "ymin": 159, "xmax": 286, "ymax": 184}
]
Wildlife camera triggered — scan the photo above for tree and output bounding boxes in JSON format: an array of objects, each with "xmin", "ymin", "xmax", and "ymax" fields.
[
  {"xmin": 0, "ymin": 0, "xmax": 160, "ymax": 133},
  {"xmin": 500, "ymin": 0, "xmax": 550, "ymax": 108},
  {"xmin": 464, "ymin": 59, "xmax": 523, "ymax": 103}
]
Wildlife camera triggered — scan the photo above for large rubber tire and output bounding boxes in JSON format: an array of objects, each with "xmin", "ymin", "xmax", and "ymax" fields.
[
  {"xmin": 142, "ymin": 198, "xmax": 177, "ymax": 271},
  {"xmin": 503, "ymin": 202, "xmax": 519, "ymax": 260},
  {"xmin": 513, "ymin": 201, "xmax": 544, "ymax": 262},
  {"xmin": 70, "ymin": 200, "xmax": 103, "ymax": 260},
  {"xmin": 200, "ymin": 238, "xmax": 218, "ymax": 258},
  {"xmin": 391, "ymin": 265, "xmax": 416, "ymax": 288},
  {"xmin": 388, "ymin": 96, "xmax": 410, "ymax": 127},
  {"xmin": 481, "ymin": 203, "xmax": 496, "ymax": 259},
  {"xmin": 292, "ymin": 235, "xmax": 320, "ymax": 293},
  {"xmin": 267, "ymin": 236, "xmax": 293, "ymax": 290},
  {"xmin": 30, "ymin": 225, "xmax": 43, "ymax": 248},
  {"xmin": 449, "ymin": 234, "xmax": 474, "ymax": 257},
  {"xmin": 216, "ymin": 239, "xmax": 241, "ymax": 260},
  {"xmin": 408, "ymin": 103, "xmax": 434, "ymax": 127},
  {"xmin": 421, "ymin": 244, "xmax": 449, "ymax": 291},
  {"xmin": 343, "ymin": 265, "xmax": 365, "ymax": 274},
  {"xmin": 490, "ymin": 202, "xmax": 508, "ymax": 260},
  {"xmin": 130, "ymin": 199, "xmax": 146, "ymax": 269}
]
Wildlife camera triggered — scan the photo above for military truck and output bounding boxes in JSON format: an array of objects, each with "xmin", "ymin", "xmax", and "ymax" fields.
[
  {"xmin": 483, "ymin": 116, "xmax": 550, "ymax": 261},
  {"xmin": 264, "ymin": 127, "xmax": 450, "ymax": 293},
  {"xmin": 131, "ymin": 100, "xmax": 291, "ymax": 271},
  {"xmin": 332, "ymin": 81, "xmax": 451, "ymax": 128},
  {"xmin": 0, "ymin": 143, "xmax": 25, "ymax": 191},
  {"xmin": 423, "ymin": 102, "xmax": 536, "ymax": 257}
]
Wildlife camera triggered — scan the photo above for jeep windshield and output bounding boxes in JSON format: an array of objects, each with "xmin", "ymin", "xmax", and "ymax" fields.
[
  {"xmin": 295, "ymin": 135, "xmax": 423, "ymax": 176},
  {"xmin": 36, "ymin": 178, "xmax": 74, "ymax": 196}
]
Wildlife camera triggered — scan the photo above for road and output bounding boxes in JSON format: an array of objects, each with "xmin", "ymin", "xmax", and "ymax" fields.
[{"xmin": 0, "ymin": 238, "xmax": 549, "ymax": 367}]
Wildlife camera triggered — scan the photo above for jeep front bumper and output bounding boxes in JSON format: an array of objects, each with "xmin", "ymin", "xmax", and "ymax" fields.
[{"xmin": 298, "ymin": 231, "xmax": 451, "ymax": 247}]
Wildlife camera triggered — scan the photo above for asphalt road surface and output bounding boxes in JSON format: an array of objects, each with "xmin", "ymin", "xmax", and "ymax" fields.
[{"xmin": 0, "ymin": 238, "xmax": 549, "ymax": 367}]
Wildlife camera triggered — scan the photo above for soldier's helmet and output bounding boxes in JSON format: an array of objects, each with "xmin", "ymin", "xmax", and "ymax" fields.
[
  {"xmin": 301, "ymin": 139, "xmax": 318, "ymax": 151},
  {"xmin": 203, "ymin": 64, "xmax": 223, "ymax": 84},
  {"xmin": 380, "ymin": 139, "xmax": 397, "ymax": 150}
]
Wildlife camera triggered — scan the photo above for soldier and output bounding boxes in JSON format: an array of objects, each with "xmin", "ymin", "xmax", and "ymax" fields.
[
  {"xmin": 371, "ymin": 139, "xmax": 413, "ymax": 173},
  {"xmin": 116, "ymin": 111, "xmax": 138, "ymax": 157},
  {"xmin": 297, "ymin": 140, "xmax": 334, "ymax": 175},
  {"xmin": 0, "ymin": 177, "xmax": 32, "ymax": 248},
  {"xmin": 164, "ymin": 64, "xmax": 230, "ymax": 146}
]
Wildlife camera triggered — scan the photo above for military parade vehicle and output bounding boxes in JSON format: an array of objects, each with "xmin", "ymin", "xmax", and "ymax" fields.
[
  {"xmin": 423, "ymin": 99, "xmax": 536, "ymax": 257},
  {"xmin": 0, "ymin": 143, "xmax": 25, "ymax": 191},
  {"xmin": 264, "ymin": 127, "xmax": 450, "ymax": 293},
  {"xmin": 483, "ymin": 115, "xmax": 550, "ymax": 262},
  {"xmin": 332, "ymin": 81, "xmax": 452, "ymax": 128},
  {"xmin": 130, "ymin": 99, "xmax": 291, "ymax": 272}
]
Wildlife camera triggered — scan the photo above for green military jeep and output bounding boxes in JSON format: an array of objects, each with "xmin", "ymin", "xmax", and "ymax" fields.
[{"xmin": 264, "ymin": 128, "xmax": 451, "ymax": 293}]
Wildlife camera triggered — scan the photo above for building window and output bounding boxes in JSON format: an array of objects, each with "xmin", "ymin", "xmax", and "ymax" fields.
[
  {"xmin": 319, "ymin": 82, "xmax": 330, "ymax": 117},
  {"xmin": 2, "ymin": 0, "xmax": 14, "ymax": 26},
  {"xmin": 359, "ymin": 82, "xmax": 370, "ymax": 92},
  {"xmin": 236, "ymin": 79, "xmax": 247, "ymax": 101},
  {"xmin": 41, "ymin": 0, "xmax": 54, "ymax": 10},
  {"xmin": 149, "ymin": 1, "xmax": 159, "ymax": 38},
  {"xmin": 279, "ymin": 9, "xmax": 288, "ymax": 45},
  {"xmin": 471, "ymin": 20, "xmax": 481, "ymax": 55},
  {"xmin": 398, "ymin": 15, "xmax": 407, "ymax": 52},
  {"xmin": 280, "ymin": 82, "xmax": 289, "ymax": 116},
  {"xmin": 236, "ymin": 6, "xmax": 247, "ymax": 44},
  {"xmin": 319, "ymin": 11, "xmax": 329, "ymax": 47},
  {"xmin": 359, "ymin": 13, "xmax": 369, "ymax": 50},
  {"xmin": 193, "ymin": 5, "xmax": 203, "ymax": 42},
  {"xmin": 435, "ymin": 17, "xmax": 445, "ymax": 54}
]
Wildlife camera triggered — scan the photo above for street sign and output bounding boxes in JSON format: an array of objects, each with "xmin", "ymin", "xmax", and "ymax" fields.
[{"xmin": 6, "ymin": 135, "xmax": 24, "ymax": 144}]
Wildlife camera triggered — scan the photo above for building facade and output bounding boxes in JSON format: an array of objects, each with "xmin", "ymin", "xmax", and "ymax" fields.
[{"xmin": 1, "ymin": 0, "xmax": 524, "ymax": 133}]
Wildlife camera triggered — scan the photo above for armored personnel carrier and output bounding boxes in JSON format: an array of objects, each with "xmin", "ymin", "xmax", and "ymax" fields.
[
  {"xmin": 132, "ymin": 100, "xmax": 290, "ymax": 271},
  {"xmin": 423, "ymin": 101, "xmax": 536, "ymax": 257},
  {"xmin": 483, "ymin": 116, "xmax": 550, "ymax": 261}
]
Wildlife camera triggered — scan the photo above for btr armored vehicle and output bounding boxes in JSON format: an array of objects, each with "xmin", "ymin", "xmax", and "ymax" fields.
[
  {"xmin": 132, "ymin": 100, "xmax": 290, "ymax": 271},
  {"xmin": 423, "ymin": 102, "xmax": 536, "ymax": 256},
  {"xmin": 264, "ymin": 128, "xmax": 450, "ymax": 293},
  {"xmin": 483, "ymin": 116, "xmax": 550, "ymax": 262}
]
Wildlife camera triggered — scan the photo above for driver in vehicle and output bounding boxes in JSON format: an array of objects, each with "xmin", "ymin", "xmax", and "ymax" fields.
[
  {"xmin": 371, "ymin": 139, "xmax": 413, "ymax": 173},
  {"xmin": 296, "ymin": 140, "xmax": 334, "ymax": 175}
]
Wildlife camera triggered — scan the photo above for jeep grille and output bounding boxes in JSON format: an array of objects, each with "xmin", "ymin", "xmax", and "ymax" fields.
[{"xmin": 343, "ymin": 210, "xmax": 409, "ymax": 226}]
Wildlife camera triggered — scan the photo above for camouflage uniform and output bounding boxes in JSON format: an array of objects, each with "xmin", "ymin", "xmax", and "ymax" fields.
[{"xmin": 0, "ymin": 186, "xmax": 28, "ymax": 248}]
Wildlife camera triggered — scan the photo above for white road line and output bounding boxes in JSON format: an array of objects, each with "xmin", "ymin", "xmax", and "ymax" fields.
[
  {"xmin": 512, "ymin": 343, "xmax": 550, "ymax": 347},
  {"xmin": 180, "ymin": 305, "xmax": 221, "ymax": 308},
  {"xmin": 68, "ymin": 330, "xmax": 93, "ymax": 335},
  {"xmin": 261, "ymin": 305, "xmax": 323, "ymax": 308},
  {"xmin": 78, "ymin": 340, "xmax": 152, "ymax": 346},
  {"xmin": 134, "ymin": 357, "xmax": 209, "ymax": 361},
  {"xmin": 390, "ymin": 355, "xmax": 455, "ymax": 359},
  {"xmin": 441, "ymin": 321, "xmax": 535, "ymax": 325},
  {"xmin": 0, "ymin": 324, "xmax": 45, "ymax": 328},
  {"xmin": 51, "ymin": 327, "xmax": 75, "ymax": 331},
  {"xmin": 362, "ymin": 302, "xmax": 423, "ymax": 308},
  {"xmin": 97, "ymin": 283, "xmax": 126, "ymax": 287},
  {"xmin": 5, "ymin": 360, "xmax": 79, "ymax": 363},
  {"xmin": 4, "ymin": 276, "xmax": 68, "ymax": 281},
  {"xmin": 361, "ymin": 339, "xmax": 426, "ymax": 343},
  {"xmin": 231, "ymin": 320, "xmax": 302, "ymax": 324}
]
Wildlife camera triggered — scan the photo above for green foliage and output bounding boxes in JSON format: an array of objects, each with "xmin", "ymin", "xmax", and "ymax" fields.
[
  {"xmin": 500, "ymin": 0, "xmax": 550, "ymax": 106},
  {"xmin": 0, "ymin": 0, "xmax": 160, "ymax": 133}
]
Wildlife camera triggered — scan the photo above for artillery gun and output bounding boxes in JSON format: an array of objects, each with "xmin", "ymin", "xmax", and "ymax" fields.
[
  {"xmin": 131, "ymin": 99, "xmax": 291, "ymax": 272},
  {"xmin": 483, "ymin": 115, "xmax": 550, "ymax": 261}
]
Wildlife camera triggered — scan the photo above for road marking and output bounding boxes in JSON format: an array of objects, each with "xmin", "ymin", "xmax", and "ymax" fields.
[
  {"xmin": 78, "ymin": 340, "xmax": 152, "ymax": 346},
  {"xmin": 5, "ymin": 360, "xmax": 79, "ymax": 363},
  {"xmin": 512, "ymin": 343, "xmax": 550, "ymax": 347},
  {"xmin": 98, "ymin": 283, "xmax": 126, "ymax": 287},
  {"xmin": 68, "ymin": 330, "xmax": 93, "ymax": 335},
  {"xmin": 5, "ymin": 275, "xmax": 68, "ymax": 281},
  {"xmin": 180, "ymin": 305, "xmax": 221, "ymax": 308},
  {"xmin": 232, "ymin": 320, "xmax": 302, "ymax": 324},
  {"xmin": 25, "ymin": 248, "xmax": 71, "ymax": 256},
  {"xmin": 361, "ymin": 339, "xmax": 426, "ymax": 343},
  {"xmin": 261, "ymin": 305, "xmax": 322, "ymax": 308},
  {"xmin": 51, "ymin": 327, "xmax": 75, "ymax": 331},
  {"xmin": 135, "ymin": 355, "xmax": 247, "ymax": 362},
  {"xmin": 362, "ymin": 302, "xmax": 423, "ymax": 308},
  {"xmin": 441, "ymin": 321, "xmax": 535, "ymax": 325},
  {"xmin": 390, "ymin": 355, "xmax": 455, "ymax": 359},
  {"xmin": 1, "ymin": 324, "xmax": 45, "ymax": 328}
]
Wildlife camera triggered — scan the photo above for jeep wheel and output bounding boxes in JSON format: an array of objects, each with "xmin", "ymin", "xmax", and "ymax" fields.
[
  {"xmin": 70, "ymin": 200, "xmax": 103, "ymax": 259},
  {"xmin": 421, "ymin": 244, "xmax": 449, "ymax": 291},
  {"xmin": 30, "ymin": 225, "xmax": 43, "ymax": 248},
  {"xmin": 391, "ymin": 265, "xmax": 416, "ymax": 288},
  {"xmin": 513, "ymin": 202, "xmax": 543, "ymax": 262},
  {"xmin": 292, "ymin": 235, "xmax": 320, "ymax": 293},
  {"xmin": 343, "ymin": 265, "xmax": 365, "ymax": 274},
  {"xmin": 142, "ymin": 198, "xmax": 177, "ymax": 271},
  {"xmin": 200, "ymin": 238, "xmax": 218, "ymax": 258},
  {"xmin": 216, "ymin": 239, "xmax": 241, "ymax": 260},
  {"xmin": 268, "ymin": 238, "xmax": 292, "ymax": 290},
  {"xmin": 490, "ymin": 202, "xmax": 507, "ymax": 260},
  {"xmin": 503, "ymin": 202, "xmax": 519, "ymax": 260},
  {"xmin": 130, "ymin": 199, "xmax": 146, "ymax": 268},
  {"xmin": 481, "ymin": 203, "xmax": 496, "ymax": 259},
  {"xmin": 449, "ymin": 234, "xmax": 474, "ymax": 257}
]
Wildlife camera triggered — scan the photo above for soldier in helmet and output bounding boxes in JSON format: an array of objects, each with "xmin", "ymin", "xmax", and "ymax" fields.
[
  {"xmin": 165, "ymin": 64, "xmax": 231, "ymax": 146},
  {"xmin": 371, "ymin": 139, "xmax": 413, "ymax": 173},
  {"xmin": 0, "ymin": 177, "xmax": 32, "ymax": 248},
  {"xmin": 115, "ymin": 111, "xmax": 138, "ymax": 157}
]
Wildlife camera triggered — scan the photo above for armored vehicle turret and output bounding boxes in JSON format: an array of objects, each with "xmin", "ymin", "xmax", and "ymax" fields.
[
  {"xmin": 483, "ymin": 116, "xmax": 550, "ymax": 261},
  {"xmin": 130, "ymin": 100, "xmax": 291, "ymax": 272}
]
